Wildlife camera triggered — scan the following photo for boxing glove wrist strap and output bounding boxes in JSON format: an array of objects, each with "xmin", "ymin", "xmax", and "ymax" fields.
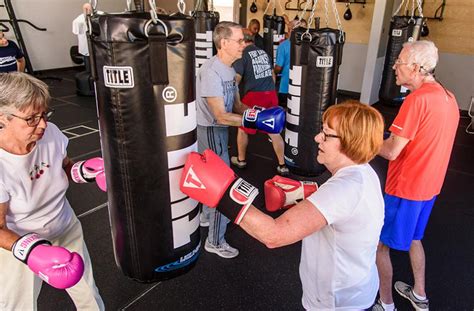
[
  {"xmin": 242, "ymin": 109, "xmax": 259, "ymax": 129},
  {"xmin": 71, "ymin": 161, "xmax": 95, "ymax": 183},
  {"xmin": 218, "ymin": 178, "xmax": 259, "ymax": 225},
  {"xmin": 12, "ymin": 233, "xmax": 51, "ymax": 263}
]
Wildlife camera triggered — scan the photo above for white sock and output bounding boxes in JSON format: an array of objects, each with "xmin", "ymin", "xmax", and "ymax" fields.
[
  {"xmin": 412, "ymin": 290, "xmax": 427, "ymax": 301},
  {"xmin": 381, "ymin": 301, "xmax": 396, "ymax": 311}
]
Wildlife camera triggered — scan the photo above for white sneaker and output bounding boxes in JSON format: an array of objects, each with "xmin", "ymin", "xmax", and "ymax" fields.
[
  {"xmin": 200, "ymin": 213, "xmax": 209, "ymax": 227},
  {"xmin": 204, "ymin": 239, "xmax": 239, "ymax": 259}
]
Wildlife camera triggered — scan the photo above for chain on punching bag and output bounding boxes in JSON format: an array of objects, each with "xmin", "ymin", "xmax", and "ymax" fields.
[
  {"xmin": 379, "ymin": 0, "xmax": 424, "ymax": 106},
  {"xmin": 284, "ymin": 0, "xmax": 345, "ymax": 176},
  {"xmin": 193, "ymin": 0, "xmax": 219, "ymax": 73},
  {"xmin": 86, "ymin": 2, "xmax": 200, "ymax": 282},
  {"xmin": 263, "ymin": 0, "xmax": 285, "ymax": 65}
]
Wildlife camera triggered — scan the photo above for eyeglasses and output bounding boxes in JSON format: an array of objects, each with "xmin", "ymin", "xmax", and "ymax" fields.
[
  {"xmin": 10, "ymin": 109, "xmax": 55, "ymax": 127},
  {"xmin": 394, "ymin": 58, "xmax": 413, "ymax": 66},
  {"xmin": 320, "ymin": 129, "xmax": 340, "ymax": 141},
  {"xmin": 226, "ymin": 37, "xmax": 245, "ymax": 45}
]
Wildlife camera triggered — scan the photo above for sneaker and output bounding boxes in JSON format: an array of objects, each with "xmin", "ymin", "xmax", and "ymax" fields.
[
  {"xmin": 199, "ymin": 213, "xmax": 209, "ymax": 227},
  {"xmin": 277, "ymin": 164, "xmax": 290, "ymax": 176},
  {"xmin": 394, "ymin": 281, "xmax": 429, "ymax": 311},
  {"xmin": 372, "ymin": 299, "xmax": 397, "ymax": 311},
  {"xmin": 231, "ymin": 156, "xmax": 247, "ymax": 169},
  {"xmin": 204, "ymin": 239, "xmax": 239, "ymax": 259}
]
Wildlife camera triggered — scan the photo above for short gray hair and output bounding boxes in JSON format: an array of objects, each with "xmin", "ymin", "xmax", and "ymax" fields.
[
  {"xmin": 0, "ymin": 72, "xmax": 50, "ymax": 115},
  {"xmin": 403, "ymin": 40, "xmax": 438, "ymax": 75},
  {"xmin": 213, "ymin": 21, "xmax": 243, "ymax": 50}
]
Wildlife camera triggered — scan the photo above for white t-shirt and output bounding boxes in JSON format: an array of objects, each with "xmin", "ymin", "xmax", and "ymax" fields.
[
  {"xmin": 302, "ymin": 164, "xmax": 384, "ymax": 310},
  {"xmin": 0, "ymin": 123, "xmax": 74, "ymax": 240},
  {"xmin": 72, "ymin": 14, "xmax": 89, "ymax": 56}
]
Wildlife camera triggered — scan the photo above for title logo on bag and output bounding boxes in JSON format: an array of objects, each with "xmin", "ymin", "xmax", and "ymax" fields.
[
  {"xmin": 103, "ymin": 66, "xmax": 134, "ymax": 88},
  {"xmin": 392, "ymin": 29, "xmax": 403, "ymax": 37},
  {"xmin": 316, "ymin": 56, "xmax": 333, "ymax": 68},
  {"xmin": 162, "ymin": 86, "xmax": 177, "ymax": 103}
]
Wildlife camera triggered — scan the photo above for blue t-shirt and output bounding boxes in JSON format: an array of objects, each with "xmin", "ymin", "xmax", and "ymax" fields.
[
  {"xmin": 275, "ymin": 39, "xmax": 290, "ymax": 94},
  {"xmin": 0, "ymin": 40, "xmax": 24, "ymax": 73}
]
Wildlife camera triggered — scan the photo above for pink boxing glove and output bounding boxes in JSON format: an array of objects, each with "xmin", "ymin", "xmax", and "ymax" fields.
[
  {"xmin": 12, "ymin": 233, "xmax": 85, "ymax": 289},
  {"xmin": 71, "ymin": 157, "xmax": 107, "ymax": 192}
]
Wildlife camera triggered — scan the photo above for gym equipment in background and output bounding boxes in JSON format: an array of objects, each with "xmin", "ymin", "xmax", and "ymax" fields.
[
  {"xmin": 284, "ymin": 0, "xmax": 345, "ymax": 176},
  {"xmin": 379, "ymin": 0, "xmax": 425, "ymax": 106},
  {"xmin": 86, "ymin": 0, "xmax": 200, "ymax": 282}
]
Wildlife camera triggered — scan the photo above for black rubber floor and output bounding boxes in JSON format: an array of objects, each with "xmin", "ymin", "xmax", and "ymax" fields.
[{"xmin": 35, "ymin": 68, "xmax": 474, "ymax": 310}]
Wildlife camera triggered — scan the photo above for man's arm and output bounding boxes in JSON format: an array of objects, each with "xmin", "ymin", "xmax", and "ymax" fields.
[
  {"xmin": 17, "ymin": 57, "xmax": 26, "ymax": 72},
  {"xmin": 379, "ymin": 133, "xmax": 410, "ymax": 161},
  {"xmin": 207, "ymin": 96, "xmax": 243, "ymax": 127},
  {"xmin": 239, "ymin": 199, "xmax": 327, "ymax": 248},
  {"xmin": 0, "ymin": 202, "xmax": 20, "ymax": 251},
  {"xmin": 274, "ymin": 65, "xmax": 282, "ymax": 75}
]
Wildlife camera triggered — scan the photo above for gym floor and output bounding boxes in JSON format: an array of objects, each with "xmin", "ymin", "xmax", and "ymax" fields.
[{"xmin": 37, "ymin": 68, "xmax": 473, "ymax": 310}]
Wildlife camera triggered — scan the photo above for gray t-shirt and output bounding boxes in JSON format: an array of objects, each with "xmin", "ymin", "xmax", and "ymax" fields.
[{"xmin": 197, "ymin": 56, "xmax": 237, "ymax": 127}]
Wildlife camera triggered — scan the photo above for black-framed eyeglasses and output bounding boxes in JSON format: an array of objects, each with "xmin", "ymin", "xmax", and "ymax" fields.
[
  {"xmin": 320, "ymin": 129, "xmax": 340, "ymax": 142},
  {"xmin": 10, "ymin": 109, "xmax": 55, "ymax": 127}
]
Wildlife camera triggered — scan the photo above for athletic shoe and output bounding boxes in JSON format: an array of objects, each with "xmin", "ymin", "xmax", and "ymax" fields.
[
  {"xmin": 199, "ymin": 213, "xmax": 209, "ymax": 227},
  {"xmin": 372, "ymin": 299, "xmax": 397, "ymax": 311},
  {"xmin": 230, "ymin": 156, "xmax": 247, "ymax": 169},
  {"xmin": 277, "ymin": 164, "xmax": 290, "ymax": 176},
  {"xmin": 204, "ymin": 239, "xmax": 239, "ymax": 259},
  {"xmin": 394, "ymin": 281, "xmax": 429, "ymax": 311}
]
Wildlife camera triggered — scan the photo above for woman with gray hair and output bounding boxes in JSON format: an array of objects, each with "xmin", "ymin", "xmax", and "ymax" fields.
[
  {"xmin": 0, "ymin": 72, "xmax": 104, "ymax": 310},
  {"xmin": 374, "ymin": 40, "xmax": 459, "ymax": 311}
]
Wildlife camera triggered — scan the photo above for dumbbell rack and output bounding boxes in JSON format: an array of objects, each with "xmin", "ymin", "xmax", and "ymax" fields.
[{"xmin": 0, "ymin": 0, "xmax": 60, "ymax": 80}]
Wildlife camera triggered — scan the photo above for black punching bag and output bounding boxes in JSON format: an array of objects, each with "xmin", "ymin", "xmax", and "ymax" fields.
[
  {"xmin": 193, "ymin": 10, "xmax": 219, "ymax": 71},
  {"xmin": 284, "ymin": 28, "xmax": 345, "ymax": 176},
  {"xmin": 87, "ymin": 11, "xmax": 201, "ymax": 282},
  {"xmin": 379, "ymin": 16, "xmax": 423, "ymax": 106},
  {"xmin": 263, "ymin": 13, "xmax": 285, "ymax": 64}
]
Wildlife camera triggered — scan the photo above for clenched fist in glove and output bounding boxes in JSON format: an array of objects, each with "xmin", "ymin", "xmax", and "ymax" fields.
[
  {"xmin": 180, "ymin": 149, "xmax": 259, "ymax": 224},
  {"xmin": 242, "ymin": 106, "xmax": 285, "ymax": 134},
  {"xmin": 264, "ymin": 175, "xmax": 318, "ymax": 212},
  {"xmin": 71, "ymin": 157, "xmax": 107, "ymax": 192},
  {"xmin": 12, "ymin": 233, "xmax": 84, "ymax": 289}
]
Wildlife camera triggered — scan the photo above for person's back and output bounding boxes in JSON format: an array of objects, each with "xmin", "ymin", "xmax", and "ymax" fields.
[
  {"xmin": 386, "ymin": 82, "xmax": 459, "ymax": 200},
  {"xmin": 234, "ymin": 44, "xmax": 274, "ymax": 95}
]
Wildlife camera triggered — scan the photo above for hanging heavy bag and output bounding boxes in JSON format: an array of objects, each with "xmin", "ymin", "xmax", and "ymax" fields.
[
  {"xmin": 284, "ymin": 28, "xmax": 345, "ymax": 176},
  {"xmin": 87, "ymin": 10, "xmax": 200, "ymax": 282},
  {"xmin": 263, "ymin": 13, "xmax": 285, "ymax": 64},
  {"xmin": 379, "ymin": 16, "xmax": 423, "ymax": 106},
  {"xmin": 193, "ymin": 10, "xmax": 219, "ymax": 71}
]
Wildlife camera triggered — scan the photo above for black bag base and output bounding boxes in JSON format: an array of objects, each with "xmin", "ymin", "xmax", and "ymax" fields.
[{"xmin": 75, "ymin": 71, "xmax": 95, "ymax": 97}]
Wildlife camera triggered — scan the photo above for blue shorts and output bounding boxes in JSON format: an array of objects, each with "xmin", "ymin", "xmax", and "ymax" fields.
[{"xmin": 380, "ymin": 194, "xmax": 436, "ymax": 251}]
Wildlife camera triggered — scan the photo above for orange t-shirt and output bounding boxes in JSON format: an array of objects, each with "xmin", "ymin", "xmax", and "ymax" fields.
[{"xmin": 385, "ymin": 82, "xmax": 459, "ymax": 200}]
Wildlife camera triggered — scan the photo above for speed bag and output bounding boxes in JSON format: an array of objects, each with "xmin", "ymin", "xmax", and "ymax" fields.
[
  {"xmin": 284, "ymin": 28, "xmax": 345, "ymax": 176},
  {"xmin": 379, "ymin": 16, "xmax": 423, "ymax": 106},
  {"xmin": 193, "ymin": 10, "xmax": 219, "ymax": 71},
  {"xmin": 88, "ymin": 12, "xmax": 201, "ymax": 282},
  {"xmin": 263, "ymin": 14, "xmax": 285, "ymax": 64}
]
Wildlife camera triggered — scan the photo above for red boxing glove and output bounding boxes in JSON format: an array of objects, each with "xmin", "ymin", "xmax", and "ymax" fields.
[
  {"xmin": 12, "ymin": 233, "xmax": 85, "ymax": 289},
  {"xmin": 264, "ymin": 175, "xmax": 318, "ymax": 212},
  {"xmin": 71, "ymin": 157, "xmax": 107, "ymax": 192},
  {"xmin": 180, "ymin": 149, "xmax": 259, "ymax": 224}
]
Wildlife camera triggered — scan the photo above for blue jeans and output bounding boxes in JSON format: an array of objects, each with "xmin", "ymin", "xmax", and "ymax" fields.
[{"xmin": 197, "ymin": 125, "xmax": 231, "ymax": 246}]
